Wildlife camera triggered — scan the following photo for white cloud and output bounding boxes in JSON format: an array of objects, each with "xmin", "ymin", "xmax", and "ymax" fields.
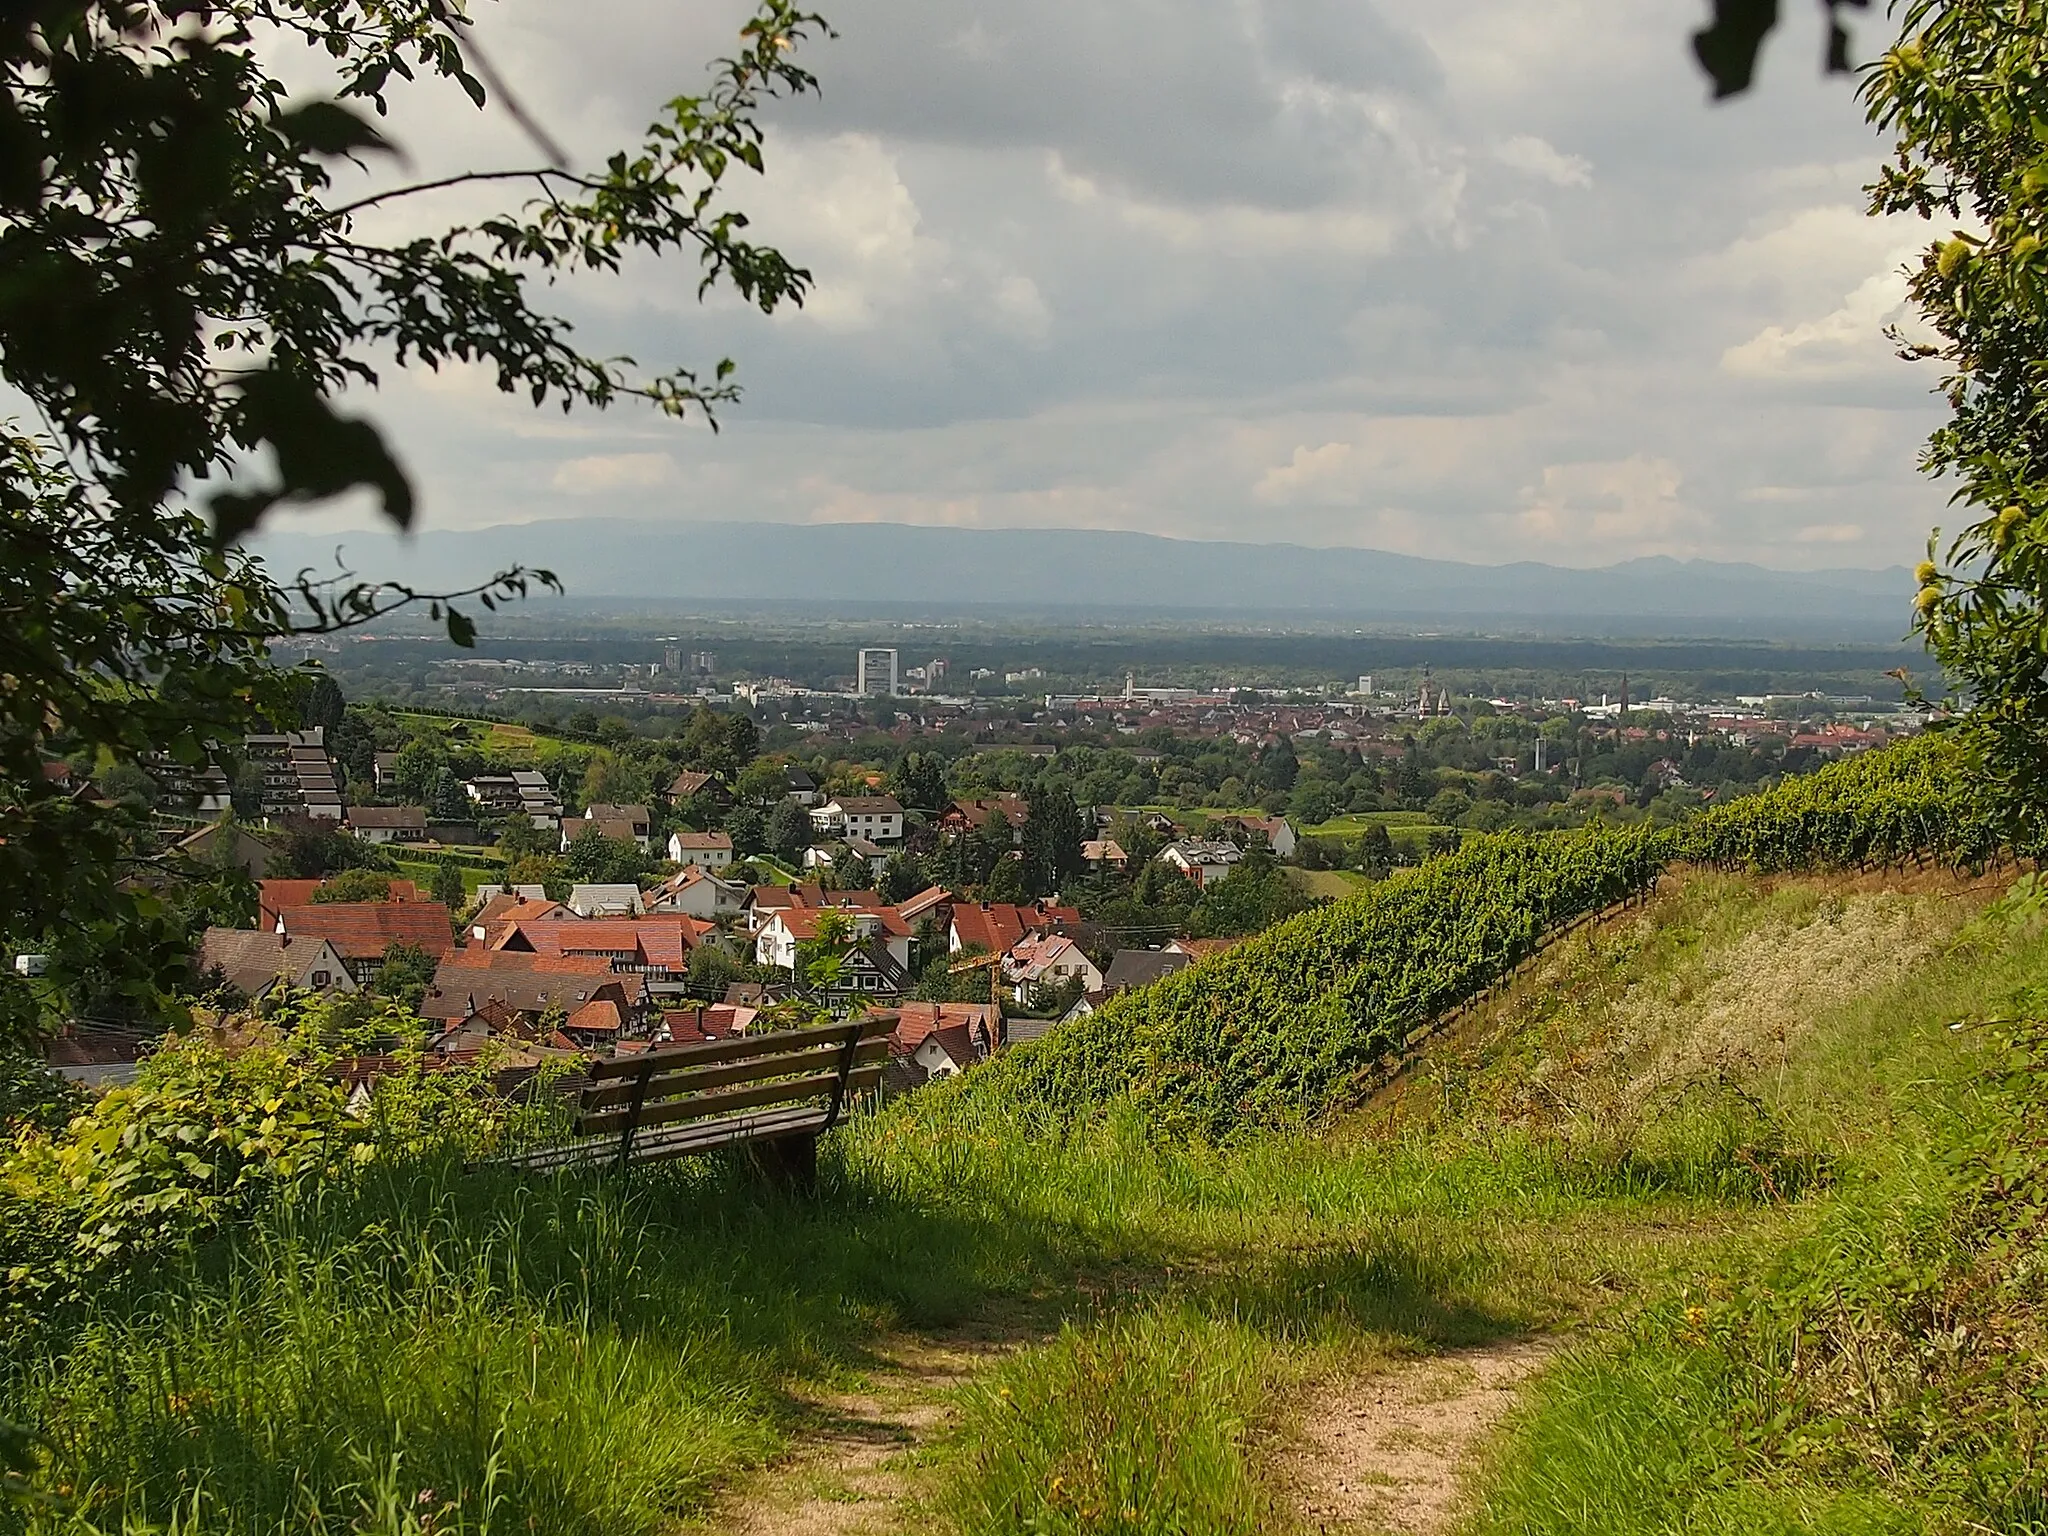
[
  {"xmin": 1722, "ymin": 269, "xmax": 1914, "ymax": 381},
  {"xmin": 1493, "ymin": 134, "xmax": 1591, "ymax": 188},
  {"xmin": 550, "ymin": 453, "xmax": 679, "ymax": 495},
  {"xmin": 1255, "ymin": 441, "xmax": 1358, "ymax": 503},
  {"xmin": 1510, "ymin": 456, "xmax": 1698, "ymax": 549},
  {"xmin": 268, "ymin": 0, "xmax": 1954, "ymax": 573},
  {"xmin": 1045, "ymin": 152, "xmax": 1403, "ymax": 258}
]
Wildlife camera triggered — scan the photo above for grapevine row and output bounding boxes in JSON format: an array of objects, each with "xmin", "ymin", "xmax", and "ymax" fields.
[
  {"xmin": 975, "ymin": 826, "xmax": 1666, "ymax": 1139},
  {"xmin": 1670, "ymin": 733, "xmax": 2003, "ymax": 873}
]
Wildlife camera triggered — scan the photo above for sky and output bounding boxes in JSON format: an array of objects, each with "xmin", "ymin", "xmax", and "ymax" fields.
[{"xmin": 275, "ymin": 0, "xmax": 1953, "ymax": 572}]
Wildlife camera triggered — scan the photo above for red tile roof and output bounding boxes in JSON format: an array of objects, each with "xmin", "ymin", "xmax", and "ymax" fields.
[
  {"xmin": 258, "ymin": 879, "xmax": 325, "ymax": 928},
  {"xmin": 566, "ymin": 999, "xmax": 623, "ymax": 1035},
  {"xmin": 505, "ymin": 917, "xmax": 710, "ymax": 972},
  {"xmin": 949, "ymin": 902, "xmax": 1080, "ymax": 954},
  {"xmin": 657, "ymin": 1004, "xmax": 756, "ymax": 1044},
  {"xmin": 277, "ymin": 902, "xmax": 455, "ymax": 961},
  {"xmin": 441, "ymin": 951, "xmax": 613, "ymax": 976},
  {"xmin": 892, "ymin": 1002, "xmax": 999, "ymax": 1056},
  {"xmin": 421, "ymin": 954, "xmax": 641, "ymax": 1022},
  {"xmin": 895, "ymin": 886, "xmax": 953, "ymax": 924}
]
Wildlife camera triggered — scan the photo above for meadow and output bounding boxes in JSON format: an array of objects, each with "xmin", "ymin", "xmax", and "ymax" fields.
[{"xmin": 3, "ymin": 741, "xmax": 2039, "ymax": 1534}]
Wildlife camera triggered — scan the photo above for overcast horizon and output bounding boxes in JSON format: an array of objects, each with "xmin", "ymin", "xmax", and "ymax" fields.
[{"xmin": 268, "ymin": 2, "xmax": 1954, "ymax": 575}]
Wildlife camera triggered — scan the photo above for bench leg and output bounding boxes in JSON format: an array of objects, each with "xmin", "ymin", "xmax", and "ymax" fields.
[{"xmin": 751, "ymin": 1133, "xmax": 818, "ymax": 1196}]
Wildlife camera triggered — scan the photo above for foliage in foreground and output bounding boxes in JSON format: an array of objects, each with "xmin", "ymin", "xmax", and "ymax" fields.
[
  {"xmin": 0, "ymin": 0, "xmax": 825, "ymax": 1044},
  {"xmin": 1866, "ymin": 1, "xmax": 2048, "ymax": 854},
  {"xmin": 0, "ymin": 997, "xmax": 568, "ymax": 1337}
]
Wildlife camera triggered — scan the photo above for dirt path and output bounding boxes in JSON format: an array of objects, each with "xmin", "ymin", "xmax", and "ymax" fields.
[
  {"xmin": 696, "ymin": 1324, "xmax": 1019, "ymax": 1536},
  {"xmin": 1279, "ymin": 1338, "xmax": 1559, "ymax": 1536}
]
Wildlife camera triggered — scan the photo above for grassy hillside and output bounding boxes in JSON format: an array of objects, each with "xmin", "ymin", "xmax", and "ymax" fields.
[
  {"xmin": 2, "ymin": 740, "xmax": 2033, "ymax": 1534},
  {"xmin": 897, "ymin": 868, "xmax": 2040, "ymax": 1535}
]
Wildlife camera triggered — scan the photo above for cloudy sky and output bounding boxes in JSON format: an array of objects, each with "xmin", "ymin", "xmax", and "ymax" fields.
[{"xmin": 285, "ymin": 0, "xmax": 1951, "ymax": 571}]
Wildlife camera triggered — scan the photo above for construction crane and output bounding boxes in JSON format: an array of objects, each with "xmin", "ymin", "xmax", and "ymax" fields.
[{"xmin": 948, "ymin": 950, "xmax": 1005, "ymax": 1009}]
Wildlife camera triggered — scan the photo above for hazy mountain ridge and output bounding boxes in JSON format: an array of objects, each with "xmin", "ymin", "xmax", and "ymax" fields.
[{"xmin": 251, "ymin": 519, "xmax": 1915, "ymax": 633}]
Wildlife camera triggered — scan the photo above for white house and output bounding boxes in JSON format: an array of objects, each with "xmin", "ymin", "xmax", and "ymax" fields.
[
  {"xmin": 198, "ymin": 929, "xmax": 358, "ymax": 1001},
  {"xmin": 809, "ymin": 795, "xmax": 905, "ymax": 844},
  {"xmin": 1215, "ymin": 814, "xmax": 1296, "ymax": 859},
  {"xmin": 754, "ymin": 907, "xmax": 912, "ymax": 974},
  {"xmin": 1002, "ymin": 934, "xmax": 1104, "ymax": 1003},
  {"xmin": 667, "ymin": 830, "xmax": 734, "ymax": 870},
  {"xmin": 344, "ymin": 806, "xmax": 427, "ymax": 845},
  {"xmin": 645, "ymin": 865, "xmax": 746, "ymax": 920},
  {"xmin": 566, "ymin": 883, "xmax": 645, "ymax": 918},
  {"xmin": 912, "ymin": 1030, "xmax": 977, "ymax": 1080},
  {"xmin": 576, "ymin": 803, "xmax": 652, "ymax": 851},
  {"xmin": 803, "ymin": 836, "xmax": 889, "ymax": 879},
  {"xmin": 784, "ymin": 765, "xmax": 821, "ymax": 807},
  {"xmin": 1160, "ymin": 840, "xmax": 1243, "ymax": 889}
]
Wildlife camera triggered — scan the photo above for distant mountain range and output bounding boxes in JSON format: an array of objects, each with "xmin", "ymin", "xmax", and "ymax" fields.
[{"xmin": 249, "ymin": 519, "xmax": 1917, "ymax": 638}]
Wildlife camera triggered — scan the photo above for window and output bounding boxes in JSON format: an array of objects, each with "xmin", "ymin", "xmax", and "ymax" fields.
[{"xmin": 311, "ymin": 971, "xmax": 330, "ymax": 987}]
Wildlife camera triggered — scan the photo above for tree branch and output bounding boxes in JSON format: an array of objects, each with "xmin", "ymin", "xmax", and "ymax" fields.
[{"xmin": 322, "ymin": 166, "xmax": 598, "ymax": 222}]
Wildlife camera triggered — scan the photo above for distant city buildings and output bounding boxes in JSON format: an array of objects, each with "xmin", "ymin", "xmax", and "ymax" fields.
[{"xmin": 857, "ymin": 648, "xmax": 900, "ymax": 697}]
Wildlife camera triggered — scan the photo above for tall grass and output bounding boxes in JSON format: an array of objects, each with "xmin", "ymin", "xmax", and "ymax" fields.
[
  {"xmin": 4, "ymin": 1079, "xmax": 1792, "ymax": 1534},
  {"xmin": 5, "ymin": 867, "xmax": 2017, "ymax": 1536},
  {"xmin": 1467, "ymin": 891, "xmax": 2048, "ymax": 1536},
  {"xmin": 936, "ymin": 1308, "xmax": 1277, "ymax": 1536}
]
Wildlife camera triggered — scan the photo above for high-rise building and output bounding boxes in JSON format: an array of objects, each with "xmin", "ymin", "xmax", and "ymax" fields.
[
  {"xmin": 1357, "ymin": 675, "xmax": 1373, "ymax": 696},
  {"xmin": 663, "ymin": 646, "xmax": 683, "ymax": 674},
  {"xmin": 927, "ymin": 658, "xmax": 949, "ymax": 690},
  {"xmin": 691, "ymin": 651, "xmax": 717, "ymax": 675},
  {"xmin": 857, "ymin": 648, "xmax": 899, "ymax": 697}
]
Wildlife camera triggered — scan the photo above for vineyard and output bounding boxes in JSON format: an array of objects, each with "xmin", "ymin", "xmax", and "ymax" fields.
[
  {"xmin": 1672, "ymin": 732, "xmax": 2004, "ymax": 873},
  {"xmin": 957, "ymin": 826, "xmax": 1665, "ymax": 1138},
  {"xmin": 938, "ymin": 738, "xmax": 2009, "ymax": 1140}
]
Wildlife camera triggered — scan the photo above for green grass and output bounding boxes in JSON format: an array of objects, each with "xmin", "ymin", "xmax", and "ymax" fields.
[
  {"xmin": 5, "ymin": 867, "xmax": 2039, "ymax": 1536},
  {"xmin": 1302, "ymin": 810, "xmax": 1437, "ymax": 835},
  {"xmin": 1462, "ymin": 883, "xmax": 2048, "ymax": 1536},
  {"xmin": 936, "ymin": 1307, "xmax": 1277, "ymax": 1535},
  {"xmin": 2, "ymin": 1072, "xmax": 1784, "ymax": 1534},
  {"xmin": 1287, "ymin": 868, "xmax": 1370, "ymax": 899},
  {"xmin": 390, "ymin": 858, "xmax": 495, "ymax": 899},
  {"xmin": 390, "ymin": 712, "xmax": 577, "ymax": 764}
]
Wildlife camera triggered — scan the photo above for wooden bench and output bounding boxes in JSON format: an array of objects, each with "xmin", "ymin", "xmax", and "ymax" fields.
[{"xmin": 503, "ymin": 1013, "xmax": 895, "ymax": 1188}]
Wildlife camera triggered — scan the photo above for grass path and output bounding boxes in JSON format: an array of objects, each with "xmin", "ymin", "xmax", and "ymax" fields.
[
  {"xmin": 1279, "ymin": 1340, "xmax": 1560, "ymax": 1535},
  {"xmin": 696, "ymin": 1323, "xmax": 1023, "ymax": 1536}
]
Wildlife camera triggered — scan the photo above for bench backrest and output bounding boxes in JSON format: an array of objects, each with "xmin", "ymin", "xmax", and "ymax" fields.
[{"xmin": 571, "ymin": 1012, "xmax": 896, "ymax": 1160}]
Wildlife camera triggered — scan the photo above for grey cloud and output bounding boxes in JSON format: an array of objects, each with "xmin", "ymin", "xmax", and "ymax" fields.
[{"xmin": 269, "ymin": 1, "xmax": 1954, "ymax": 574}]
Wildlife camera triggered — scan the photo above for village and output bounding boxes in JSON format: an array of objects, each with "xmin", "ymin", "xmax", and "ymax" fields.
[{"xmin": 23, "ymin": 641, "xmax": 1933, "ymax": 1108}]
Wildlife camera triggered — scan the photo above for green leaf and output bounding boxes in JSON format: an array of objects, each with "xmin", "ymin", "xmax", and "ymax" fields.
[
  {"xmin": 212, "ymin": 370, "xmax": 415, "ymax": 543},
  {"xmin": 1693, "ymin": 0, "xmax": 1779, "ymax": 99},
  {"xmin": 274, "ymin": 100, "xmax": 398, "ymax": 158}
]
